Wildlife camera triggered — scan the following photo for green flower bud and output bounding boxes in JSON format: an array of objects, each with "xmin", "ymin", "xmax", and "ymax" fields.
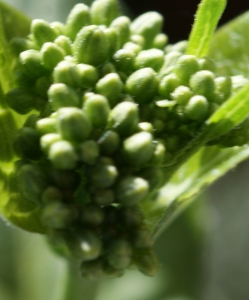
[
  {"xmin": 119, "ymin": 206, "xmax": 143, "ymax": 228},
  {"xmin": 174, "ymin": 54, "xmax": 199, "ymax": 84},
  {"xmin": 159, "ymin": 51, "xmax": 182, "ymax": 77},
  {"xmin": 103, "ymin": 28, "xmax": 119, "ymax": 58},
  {"xmin": 136, "ymin": 251, "xmax": 159, "ymax": 277},
  {"xmin": 18, "ymin": 164, "xmax": 48, "ymax": 205},
  {"xmin": 50, "ymin": 22, "xmax": 65, "ymax": 36},
  {"xmin": 53, "ymin": 60, "xmax": 80, "ymax": 88},
  {"xmin": 123, "ymin": 42, "xmax": 141, "ymax": 55},
  {"xmin": 83, "ymin": 94, "xmax": 110, "ymax": 127},
  {"xmin": 14, "ymin": 127, "xmax": 42, "ymax": 160},
  {"xmin": 48, "ymin": 140, "xmax": 78, "ymax": 170},
  {"xmin": 80, "ymin": 258, "xmax": 104, "ymax": 280},
  {"xmin": 90, "ymin": 0, "xmax": 120, "ymax": 26},
  {"xmin": 138, "ymin": 122, "xmax": 154, "ymax": 133},
  {"xmin": 150, "ymin": 141, "xmax": 166, "ymax": 166},
  {"xmin": 158, "ymin": 74, "xmax": 181, "ymax": 99},
  {"xmin": 41, "ymin": 42, "xmax": 65, "ymax": 70},
  {"xmin": 213, "ymin": 76, "xmax": 232, "ymax": 104},
  {"xmin": 67, "ymin": 230, "xmax": 102, "ymax": 260},
  {"xmin": 57, "ymin": 107, "xmax": 92, "ymax": 142},
  {"xmin": 184, "ymin": 95, "xmax": 209, "ymax": 122},
  {"xmin": 95, "ymin": 73, "xmax": 123, "ymax": 106},
  {"xmin": 170, "ymin": 85, "xmax": 194, "ymax": 105},
  {"xmin": 36, "ymin": 117, "xmax": 57, "ymax": 135},
  {"xmin": 31, "ymin": 19, "xmax": 57, "ymax": 48},
  {"xmin": 89, "ymin": 164, "xmax": 118, "ymax": 188},
  {"xmin": 130, "ymin": 34, "xmax": 145, "ymax": 47},
  {"xmin": 135, "ymin": 49, "xmax": 164, "ymax": 72},
  {"xmin": 73, "ymin": 25, "xmax": 109, "ymax": 66},
  {"xmin": 108, "ymin": 101, "xmax": 138, "ymax": 136},
  {"xmin": 42, "ymin": 202, "xmax": 77, "ymax": 229},
  {"xmin": 131, "ymin": 12, "xmax": 163, "ymax": 49},
  {"xmin": 122, "ymin": 132, "xmax": 154, "ymax": 166},
  {"xmin": 110, "ymin": 16, "xmax": 130, "ymax": 47},
  {"xmin": 152, "ymin": 33, "xmax": 168, "ymax": 50},
  {"xmin": 79, "ymin": 140, "xmax": 99, "ymax": 164},
  {"xmin": 6, "ymin": 87, "xmax": 35, "ymax": 115},
  {"xmin": 198, "ymin": 56, "xmax": 216, "ymax": 72},
  {"xmin": 41, "ymin": 186, "xmax": 63, "ymax": 204},
  {"xmin": 81, "ymin": 203, "xmax": 104, "ymax": 226},
  {"xmin": 116, "ymin": 176, "xmax": 149, "ymax": 205},
  {"xmin": 100, "ymin": 62, "xmax": 116, "ymax": 76},
  {"xmin": 65, "ymin": 3, "xmax": 91, "ymax": 41},
  {"xmin": 40, "ymin": 133, "xmax": 62, "ymax": 153},
  {"xmin": 125, "ymin": 68, "xmax": 159, "ymax": 104},
  {"xmin": 35, "ymin": 76, "xmax": 52, "ymax": 97},
  {"xmin": 54, "ymin": 35, "xmax": 72, "ymax": 55},
  {"xmin": 92, "ymin": 189, "xmax": 114, "ymax": 206},
  {"xmin": 10, "ymin": 37, "xmax": 34, "ymax": 55},
  {"xmin": 48, "ymin": 83, "xmax": 80, "ymax": 110},
  {"xmin": 189, "ymin": 70, "xmax": 215, "ymax": 99},
  {"xmin": 106, "ymin": 239, "xmax": 132, "ymax": 269},
  {"xmin": 19, "ymin": 50, "xmax": 46, "ymax": 79},
  {"xmin": 97, "ymin": 130, "xmax": 120, "ymax": 154},
  {"xmin": 112, "ymin": 49, "xmax": 135, "ymax": 74},
  {"xmin": 76, "ymin": 63, "xmax": 99, "ymax": 88}
]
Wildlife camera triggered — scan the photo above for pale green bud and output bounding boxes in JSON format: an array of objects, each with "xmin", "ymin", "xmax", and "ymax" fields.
[
  {"xmin": 79, "ymin": 140, "xmax": 99, "ymax": 164},
  {"xmin": 53, "ymin": 60, "xmax": 80, "ymax": 88},
  {"xmin": 135, "ymin": 49, "xmax": 164, "ymax": 71},
  {"xmin": 31, "ymin": 19, "xmax": 57, "ymax": 48},
  {"xmin": 110, "ymin": 16, "xmax": 131, "ymax": 47},
  {"xmin": 189, "ymin": 70, "xmax": 215, "ymax": 99},
  {"xmin": 90, "ymin": 0, "xmax": 120, "ymax": 26},
  {"xmin": 184, "ymin": 95, "xmax": 209, "ymax": 122},
  {"xmin": 41, "ymin": 42, "xmax": 65, "ymax": 70},
  {"xmin": 174, "ymin": 54, "xmax": 199, "ymax": 84},
  {"xmin": 54, "ymin": 35, "xmax": 72, "ymax": 55}
]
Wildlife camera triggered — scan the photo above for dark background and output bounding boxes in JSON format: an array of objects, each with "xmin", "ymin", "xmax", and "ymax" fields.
[{"xmin": 124, "ymin": 0, "xmax": 249, "ymax": 42}]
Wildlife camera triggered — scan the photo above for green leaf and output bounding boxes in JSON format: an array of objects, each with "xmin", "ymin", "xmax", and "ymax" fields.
[
  {"xmin": 186, "ymin": 0, "xmax": 226, "ymax": 57},
  {"xmin": 152, "ymin": 145, "xmax": 249, "ymax": 238},
  {"xmin": 208, "ymin": 11, "xmax": 249, "ymax": 77}
]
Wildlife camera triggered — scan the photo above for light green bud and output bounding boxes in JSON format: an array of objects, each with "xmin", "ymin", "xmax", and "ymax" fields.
[
  {"xmin": 171, "ymin": 85, "xmax": 193, "ymax": 105},
  {"xmin": 189, "ymin": 70, "xmax": 215, "ymax": 99},
  {"xmin": 97, "ymin": 130, "xmax": 120, "ymax": 154},
  {"xmin": 18, "ymin": 164, "xmax": 48, "ymax": 205},
  {"xmin": 40, "ymin": 133, "xmax": 61, "ymax": 153},
  {"xmin": 36, "ymin": 117, "xmax": 57, "ymax": 135},
  {"xmin": 131, "ymin": 12, "xmax": 163, "ymax": 49},
  {"xmin": 90, "ymin": 164, "xmax": 118, "ymax": 188},
  {"xmin": 116, "ymin": 176, "xmax": 149, "ymax": 205},
  {"xmin": 57, "ymin": 107, "xmax": 92, "ymax": 142},
  {"xmin": 213, "ymin": 76, "xmax": 232, "ymax": 104},
  {"xmin": 174, "ymin": 54, "xmax": 199, "ymax": 84},
  {"xmin": 48, "ymin": 83, "xmax": 80, "ymax": 110},
  {"xmin": 184, "ymin": 95, "xmax": 209, "ymax": 122},
  {"xmin": 110, "ymin": 16, "xmax": 131, "ymax": 47},
  {"xmin": 198, "ymin": 56, "xmax": 216, "ymax": 72},
  {"xmin": 79, "ymin": 140, "xmax": 99, "ymax": 164},
  {"xmin": 136, "ymin": 251, "xmax": 159, "ymax": 277},
  {"xmin": 81, "ymin": 203, "xmax": 104, "ymax": 226},
  {"xmin": 53, "ymin": 60, "xmax": 80, "ymax": 88},
  {"xmin": 65, "ymin": 3, "xmax": 91, "ymax": 41},
  {"xmin": 6, "ymin": 87, "xmax": 35, "ymax": 115},
  {"xmin": 159, "ymin": 51, "xmax": 182, "ymax": 77},
  {"xmin": 150, "ymin": 141, "xmax": 166, "ymax": 165},
  {"xmin": 95, "ymin": 73, "xmax": 123, "ymax": 106},
  {"xmin": 68, "ymin": 230, "xmax": 102, "ymax": 260},
  {"xmin": 83, "ymin": 94, "xmax": 110, "ymax": 127},
  {"xmin": 92, "ymin": 189, "xmax": 114, "ymax": 206},
  {"xmin": 54, "ymin": 35, "xmax": 72, "ymax": 55},
  {"xmin": 158, "ymin": 73, "xmax": 181, "ymax": 98},
  {"xmin": 138, "ymin": 122, "xmax": 154, "ymax": 133},
  {"xmin": 122, "ymin": 132, "xmax": 154, "ymax": 166},
  {"xmin": 14, "ymin": 128, "xmax": 41, "ymax": 160},
  {"xmin": 50, "ymin": 22, "xmax": 65, "ymax": 36},
  {"xmin": 106, "ymin": 239, "xmax": 132, "ymax": 269},
  {"xmin": 73, "ymin": 25, "xmax": 109, "ymax": 66},
  {"xmin": 112, "ymin": 49, "xmax": 135, "ymax": 74},
  {"xmin": 134, "ymin": 49, "xmax": 164, "ymax": 71},
  {"xmin": 90, "ymin": 0, "xmax": 120, "ymax": 26},
  {"xmin": 31, "ymin": 19, "xmax": 57, "ymax": 48},
  {"xmin": 19, "ymin": 50, "xmax": 46, "ymax": 79},
  {"xmin": 123, "ymin": 42, "xmax": 141, "ymax": 55},
  {"xmin": 42, "ymin": 202, "xmax": 77, "ymax": 229},
  {"xmin": 48, "ymin": 140, "xmax": 78, "ymax": 170},
  {"xmin": 108, "ymin": 101, "xmax": 138, "ymax": 136},
  {"xmin": 125, "ymin": 68, "xmax": 159, "ymax": 104},
  {"xmin": 41, "ymin": 42, "xmax": 65, "ymax": 70},
  {"xmin": 130, "ymin": 34, "xmax": 145, "ymax": 47},
  {"xmin": 152, "ymin": 33, "xmax": 168, "ymax": 50},
  {"xmin": 76, "ymin": 63, "xmax": 99, "ymax": 88},
  {"xmin": 103, "ymin": 28, "xmax": 119, "ymax": 57}
]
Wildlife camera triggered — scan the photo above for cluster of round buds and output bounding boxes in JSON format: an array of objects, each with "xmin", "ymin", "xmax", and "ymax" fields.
[{"xmin": 6, "ymin": 0, "xmax": 244, "ymax": 279}]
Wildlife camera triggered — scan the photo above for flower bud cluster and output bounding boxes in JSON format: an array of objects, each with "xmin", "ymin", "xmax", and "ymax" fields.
[{"xmin": 6, "ymin": 0, "xmax": 241, "ymax": 279}]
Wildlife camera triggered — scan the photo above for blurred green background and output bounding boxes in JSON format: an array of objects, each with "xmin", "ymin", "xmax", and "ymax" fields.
[{"xmin": 1, "ymin": 1, "xmax": 249, "ymax": 299}]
